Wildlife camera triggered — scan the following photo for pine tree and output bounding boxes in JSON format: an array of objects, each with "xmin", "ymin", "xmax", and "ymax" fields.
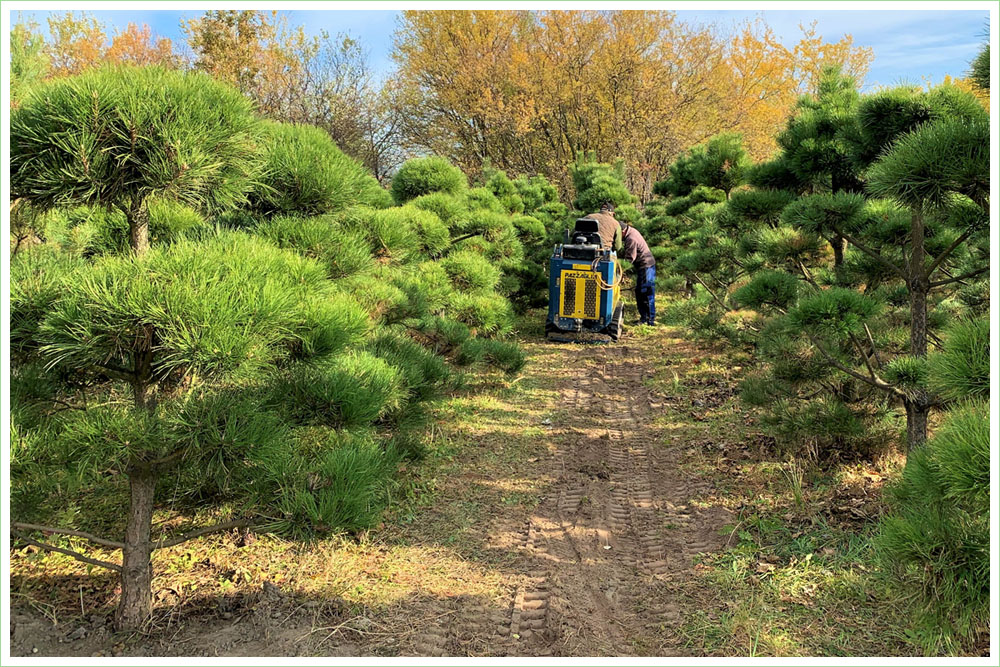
[{"xmin": 11, "ymin": 66, "xmax": 262, "ymax": 255}]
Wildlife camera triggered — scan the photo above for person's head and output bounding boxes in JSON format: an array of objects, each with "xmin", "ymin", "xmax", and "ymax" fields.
[{"xmin": 600, "ymin": 201, "xmax": 615, "ymax": 214}]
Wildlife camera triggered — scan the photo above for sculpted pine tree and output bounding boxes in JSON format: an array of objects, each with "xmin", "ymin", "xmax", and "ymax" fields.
[{"xmin": 11, "ymin": 65, "xmax": 261, "ymax": 255}]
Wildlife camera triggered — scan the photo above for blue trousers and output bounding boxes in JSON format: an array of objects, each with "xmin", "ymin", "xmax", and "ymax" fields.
[{"xmin": 635, "ymin": 266, "xmax": 656, "ymax": 325}]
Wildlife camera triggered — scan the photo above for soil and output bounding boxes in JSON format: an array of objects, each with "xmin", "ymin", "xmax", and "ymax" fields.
[{"xmin": 9, "ymin": 327, "xmax": 732, "ymax": 657}]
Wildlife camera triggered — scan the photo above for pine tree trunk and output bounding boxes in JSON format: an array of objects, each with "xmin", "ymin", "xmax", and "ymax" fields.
[
  {"xmin": 831, "ymin": 234, "xmax": 846, "ymax": 267},
  {"xmin": 906, "ymin": 207, "xmax": 930, "ymax": 450},
  {"xmin": 904, "ymin": 399, "xmax": 929, "ymax": 451},
  {"xmin": 116, "ymin": 324, "xmax": 159, "ymax": 629},
  {"xmin": 128, "ymin": 197, "xmax": 150, "ymax": 255},
  {"xmin": 115, "ymin": 466, "xmax": 155, "ymax": 630}
]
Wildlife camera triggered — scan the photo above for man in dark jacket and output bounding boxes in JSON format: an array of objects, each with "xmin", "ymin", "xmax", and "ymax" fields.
[{"xmin": 619, "ymin": 219, "xmax": 656, "ymax": 326}]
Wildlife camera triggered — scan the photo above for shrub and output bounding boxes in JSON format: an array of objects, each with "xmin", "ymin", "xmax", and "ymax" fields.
[
  {"xmin": 441, "ymin": 250, "xmax": 501, "ymax": 292},
  {"xmin": 268, "ymin": 430, "xmax": 395, "ymax": 536},
  {"xmin": 256, "ymin": 215, "xmax": 375, "ymax": 279},
  {"xmin": 279, "ymin": 351, "xmax": 406, "ymax": 427},
  {"xmin": 511, "ymin": 215, "xmax": 547, "ymax": 243},
  {"xmin": 366, "ymin": 330, "xmax": 452, "ymax": 400},
  {"xmin": 391, "ymin": 156, "xmax": 468, "ymax": 203},
  {"xmin": 339, "ymin": 206, "xmax": 420, "ymax": 263},
  {"xmin": 731, "ymin": 270, "xmax": 799, "ymax": 311},
  {"xmin": 447, "ymin": 292, "xmax": 516, "ymax": 336},
  {"xmin": 10, "ymin": 246, "xmax": 86, "ymax": 357},
  {"xmin": 249, "ymin": 121, "xmax": 388, "ymax": 216},
  {"xmin": 465, "ymin": 187, "xmax": 505, "ymax": 213},
  {"xmin": 456, "ymin": 338, "xmax": 526, "ymax": 374},
  {"xmin": 410, "ymin": 192, "xmax": 470, "ymax": 227},
  {"xmin": 879, "ymin": 400, "xmax": 989, "ymax": 652},
  {"xmin": 928, "ymin": 318, "xmax": 989, "ymax": 402}
]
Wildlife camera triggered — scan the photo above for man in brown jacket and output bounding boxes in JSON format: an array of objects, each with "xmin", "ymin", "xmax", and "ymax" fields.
[{"xmin": 586, "ymin": 201, "xmax": 623, "ymax": 253}]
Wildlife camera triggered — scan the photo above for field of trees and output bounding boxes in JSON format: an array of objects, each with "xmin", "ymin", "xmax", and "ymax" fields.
[{"xmin": 6, "ymin": 9, "xmax": 992, "ymax": 658}]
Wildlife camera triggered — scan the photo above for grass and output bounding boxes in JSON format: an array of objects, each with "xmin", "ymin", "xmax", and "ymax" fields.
[
  {"xmin": 637, "ymin": 313, "xmax": 951, "ymax": 657},
  {"xmin": 9, "ymin": 302, "xmax": 980, "ymax": 656}
]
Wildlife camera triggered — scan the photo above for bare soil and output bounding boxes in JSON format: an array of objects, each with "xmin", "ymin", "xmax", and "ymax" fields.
[{"xmin": 10, "ymin": 326, "xmax": 733, "ymax": 657}]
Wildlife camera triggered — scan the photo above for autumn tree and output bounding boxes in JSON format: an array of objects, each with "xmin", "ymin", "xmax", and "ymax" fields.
[
  {"xmin": 45, "ymin": 11, "xmax": 107, "ymax": 76},
  {"xmin": 392, "ymin": 10, "xmax": 873, "ymax": 199},
  {"xmin": 105, "ymin": 22, "xmax": 180, "ymax": 68},
  {"xmin": 183, "ymin": 10, "xmax": 402, "ymax": 180}
]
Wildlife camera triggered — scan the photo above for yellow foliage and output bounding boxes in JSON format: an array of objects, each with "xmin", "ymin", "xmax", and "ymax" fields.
[{"xmin": 392, "ymin": 11, "xmax": 873, "ymax": 199}]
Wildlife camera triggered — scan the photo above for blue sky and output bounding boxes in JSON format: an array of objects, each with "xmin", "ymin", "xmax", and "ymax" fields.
[{"xmin": 10, "ymin": 9, "xmax": 989, "ymax": 90}]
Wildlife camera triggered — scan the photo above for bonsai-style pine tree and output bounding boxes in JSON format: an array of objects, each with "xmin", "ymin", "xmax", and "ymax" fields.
[
  {"xmin": 763, "ymin": 84, "xmax": 988, "ymax": 449},
  {"xmin": 11, "ymin": 65, "xmax": 261, "ymax": 254},
  {"xmin": 11, "ymin": 234, "xmax": 368, "ymax": 630}
]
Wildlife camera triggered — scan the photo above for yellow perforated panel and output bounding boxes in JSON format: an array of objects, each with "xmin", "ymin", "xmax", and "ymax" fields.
[{"xmin": 559, "ymin": 270, "xmax": 601, "ymax": 319}]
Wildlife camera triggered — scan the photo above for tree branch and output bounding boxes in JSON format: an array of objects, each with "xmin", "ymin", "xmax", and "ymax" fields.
[
  {"xmin": 831, "ymin": 225, "xmax": 907, "ymax": 280},
  {"xmin": 93, "ymin": 361, "xmax": 135, "ymax": 383},
  {"xmin": 12, "ymin": 532, "xmax": 122, "ymax": 572},
  {"xmin": 692, "ymin": 273, "xmax": 729, "ymax": 311},
  {"xmin": 806, "ymin": 333, "xmax": 905, "ymax": 399},
  {"xmin": 924, "ymin": 228, "xmax": 974, "ymax": 279},
  {"xmin": 863, "ymin": 324, "xmax": 883, "ymax": 369},
  {"xmin": 12, "ymin": 522, "xmax": 124, "ymax": 549},
  {"xmin": 449, "ymin": 232, "xmax": 481, "ymax": 245},
  {"xmin": 929, "ymin": 265, "xmax": 988, "ymax": 288},
  {"xmin": 848, "ymin": 331, "xmax": 880, "ymax": 383},
  {"xmin": 151, "ymin": 519, "xmax": 250, "ymax": 551}
]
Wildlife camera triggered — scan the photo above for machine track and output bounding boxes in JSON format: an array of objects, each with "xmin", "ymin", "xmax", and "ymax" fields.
[{"xmin": 403, "ymin": 343, "xmax": 730, "ymax": 656}]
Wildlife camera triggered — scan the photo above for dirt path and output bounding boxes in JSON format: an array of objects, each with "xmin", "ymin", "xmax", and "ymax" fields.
[
  {"xmin": 11, "ymin": 327, "xmax": 734, "ymax": 658},
  {"xmin": 400, "ymin": 340, "xmax": 730, "ymax": 657}
]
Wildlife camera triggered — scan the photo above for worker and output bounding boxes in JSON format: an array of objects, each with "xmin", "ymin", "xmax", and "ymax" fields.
[
  {"xmin": 618, "ymin": 218, "xmax": 657, "ymax": 326},
  {"xmin": 587, "ymin": 201, "xmax": 623, "ymax": 253}
]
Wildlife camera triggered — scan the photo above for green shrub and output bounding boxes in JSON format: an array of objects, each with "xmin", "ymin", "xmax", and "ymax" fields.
[
  {"xmin": 879, "ymin": 400, "xmax": 989, "ymax": 652},
  {"xmin": 441, "ymin": 250, "xmax": 501, "ymax": 292},
  {"xmin": 339, "ymin": 206, "xmax": 420, "ymax": 263},
  {"xmin": 280, "ymin": 351, "xmax": 406, "ymax": 427},
  {"xmin": 417, "ymin": 315, "xmax": 472, "ymax": 349},
  {"xmin": 928, "ymin": 318, "xmax": 989, "ymax": 402},
  {"xmin": 255, "ymin": 215, "xmax": 375, "ymax": 278},
  {"xmin": 456, "ymin": 338, "xmax": 526, "ymax": 374},
  {"xmin": 447, "ymin": 292, "xmax": 515, "ymax": 336},
  {"xmin": 465, "ymin": 187, "xmax": 505, "ymax": 213},
  {"xmin": 409, "ymin": 192, "xmax": 470, "ymax": 227},
  {"xmin": 269, "ymin": 430, "xmax": 394, "ymax": 536},
  {"xmin": 366, "ymin": 330, "xmax": 452, "ymax": 400},
  {"xmin": 10, "ymin": 246, "xmax": 86, "ymax": 357},
  {"xmin": 391, "ymin": 156, "xmax": 468, "ymax": 203},
  {"xmin": 250, "ymin": 121, "xmax": 387, "ymax": 216},
  {"xmin": 731, "ymin": 270, "xmax": 799, "ymax": 311}
]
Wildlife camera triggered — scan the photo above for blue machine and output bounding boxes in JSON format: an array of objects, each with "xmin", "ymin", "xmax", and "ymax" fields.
[{"xmin": 545, "ymin": 218, "xmax": 623, "ymax": 342}]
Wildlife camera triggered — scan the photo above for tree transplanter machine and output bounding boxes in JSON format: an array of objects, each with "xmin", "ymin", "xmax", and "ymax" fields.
[{"xmin": 545, "ymin": 217, "xmax": 624, "ymax": 342}]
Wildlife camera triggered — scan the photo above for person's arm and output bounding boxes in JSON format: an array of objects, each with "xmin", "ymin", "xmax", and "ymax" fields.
[{"xmin": 620, "ymin": 227, "xmax": 637, "ymax": 263}]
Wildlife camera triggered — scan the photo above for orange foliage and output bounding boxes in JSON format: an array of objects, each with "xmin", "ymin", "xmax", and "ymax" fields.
[
  {"xmin": 46, "ymin": 12, "xmax": 107, "ymax": 76},
  {"xmin": 105, "ymin": 23, "xmax": 179, "ymax": 68}
]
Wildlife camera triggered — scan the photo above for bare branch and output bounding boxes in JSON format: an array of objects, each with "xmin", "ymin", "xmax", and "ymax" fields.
[
  {"xmin": 929, "ymin": 265, "xmax": 989, "ymax": 288},
  {"xmin": 806, "ymin": 333, "xmax": 905, "ymax": 399},
  {"xmin": 863, "ymin": 324, "xmax": 883, "ymax": 369},
  {"xmin": 12, "ymin": 522, "xmax": 124, "ymax": 549},
  {"xmin": 692, "ymin": 273, "xmax": 729, "ymax": 311},
  {"xmin": 12, "ymin": 532, "xmax": 122, "ymax": 572},
  {"xmin": 832, "ymin": 225, "xmax": 907, "ymax": 280},
  {"xmin": 925, "ymin": 228, "xmax": 975, "ymax": 279},
  {"xmin": 151, "ymin": 519, "xmax": 250, "ymax": 551}
]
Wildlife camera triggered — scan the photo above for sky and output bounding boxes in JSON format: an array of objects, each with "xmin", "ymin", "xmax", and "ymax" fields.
[{"xmin": 9, "ymin": 8, "xmax": 990, "ymax": 90}]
